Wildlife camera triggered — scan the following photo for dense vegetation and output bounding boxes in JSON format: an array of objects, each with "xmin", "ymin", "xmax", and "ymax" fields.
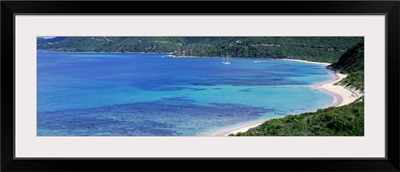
[
  {"xmin": 37, "ymin": 37, "xmax": 362, "ymax": 63},
  {"xmin": 329, "ymin": 41, "xmax": 364, "ymax": 91},
  {"xmin": 328, "ymin": 42, "xmax": 364, "ymax": 74},
  {"xmin": 337, "ymin": 71, "xmax": 364, "ymax": 92},
  {"xmin": 230, "ymin": 99, "xmax": 364, "ymax": 136}
]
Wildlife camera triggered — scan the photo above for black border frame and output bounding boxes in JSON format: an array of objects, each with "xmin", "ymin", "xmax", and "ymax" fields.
[{"xmin": 1, "ymin": 1, "xmax": 399, "ymax": 171}]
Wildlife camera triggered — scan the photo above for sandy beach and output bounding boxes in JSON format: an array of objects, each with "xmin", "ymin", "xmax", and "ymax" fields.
[
  {"xmin": 212, "ymin": 120, "xmax": 266, "ymax": 136},
  {"xmin": 314, "ymin": 73, "xmax": 361, "ymax": 107},
  {"xmin": 213, "ymin": 59, "xmax": 363, "ymax": 136},
  {"xmin": 281, "ymin": 58, "xmax": 331, "ymax": 66}
]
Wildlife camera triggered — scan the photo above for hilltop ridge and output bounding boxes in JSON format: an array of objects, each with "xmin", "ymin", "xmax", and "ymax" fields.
[{"xmin": 38, "ymin": 36, "xmax": 362, "ymax": 63}]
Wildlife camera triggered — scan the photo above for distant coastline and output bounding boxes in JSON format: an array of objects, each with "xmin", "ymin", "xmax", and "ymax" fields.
[{"xmin": 37, "ymin": 49, "xmax": 174, "ymax": 55}]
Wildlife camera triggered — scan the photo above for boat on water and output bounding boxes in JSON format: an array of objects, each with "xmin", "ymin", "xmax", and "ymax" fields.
[{"xmin": 222, "ymin": 53, "xmax": 231, "ymax": 65}]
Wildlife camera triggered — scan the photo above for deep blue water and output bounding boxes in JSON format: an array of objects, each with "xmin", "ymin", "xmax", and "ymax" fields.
[{"xmin": 37, "ymin": 52, "xmax": 334, "ymax": 136}]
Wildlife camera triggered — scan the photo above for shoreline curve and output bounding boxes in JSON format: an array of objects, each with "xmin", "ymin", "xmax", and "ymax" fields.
[{"xmin": 213, "ymin": 59, "xmax": 362, "ymax": 136}]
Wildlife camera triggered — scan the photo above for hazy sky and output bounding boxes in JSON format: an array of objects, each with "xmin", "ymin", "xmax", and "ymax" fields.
[{"xmin": 38, "ymin": 36, "xmax": 56, "ymax": 39}]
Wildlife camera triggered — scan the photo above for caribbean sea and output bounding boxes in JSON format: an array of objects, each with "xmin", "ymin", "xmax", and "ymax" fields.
[{"xmin": 37, "ymin": 52, "xmax": 334, "ymax": 136}]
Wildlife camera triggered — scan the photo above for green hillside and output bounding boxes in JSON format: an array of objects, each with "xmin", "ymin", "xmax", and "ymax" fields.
[
  {"xmin": 230, "ymin": 99, "xmax": 364, "ymax": 136},
  {"xmin": 328, "ymin": 41, "xmax": 364, "ymax": 91},
  {"xmin": 37, "ymin": 36, "xmax": 362, "ymax": 63},
  {"xmin": 328, "ymin": 42, "xmax": 364, "ymax": 74}
]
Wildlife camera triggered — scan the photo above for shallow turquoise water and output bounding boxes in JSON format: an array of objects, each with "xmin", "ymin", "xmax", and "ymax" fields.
[{"xmin": 37, "ymin": 52, "xmax": 334, "ymax": 136}]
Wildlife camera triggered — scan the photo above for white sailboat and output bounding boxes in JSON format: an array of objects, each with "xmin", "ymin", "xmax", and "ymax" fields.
[{"xmin": 222, "ymin": 53, "xmax": 231, "ymax": 65}]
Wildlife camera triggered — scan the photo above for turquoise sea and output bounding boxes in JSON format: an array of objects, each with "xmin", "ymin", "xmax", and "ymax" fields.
[{"xmin": 37, "ymin": 52, "xmax": 334, "ymax": 136}]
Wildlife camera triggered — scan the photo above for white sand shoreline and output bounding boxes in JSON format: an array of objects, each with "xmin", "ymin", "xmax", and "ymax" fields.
[
  {"xmin": 281, "ymin": 58, "xmax": 331, "ymax": 66},
  {"xmin": 213, "ymin": 59, "xmax": 363, "ymax": 136},
  {"xmin": 212, "ymin": 120, "xmax": 266, "ymax": 136},
  {"xmin": 313, "ymin": 73, "xmax": 361, "ymax": 107}
]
